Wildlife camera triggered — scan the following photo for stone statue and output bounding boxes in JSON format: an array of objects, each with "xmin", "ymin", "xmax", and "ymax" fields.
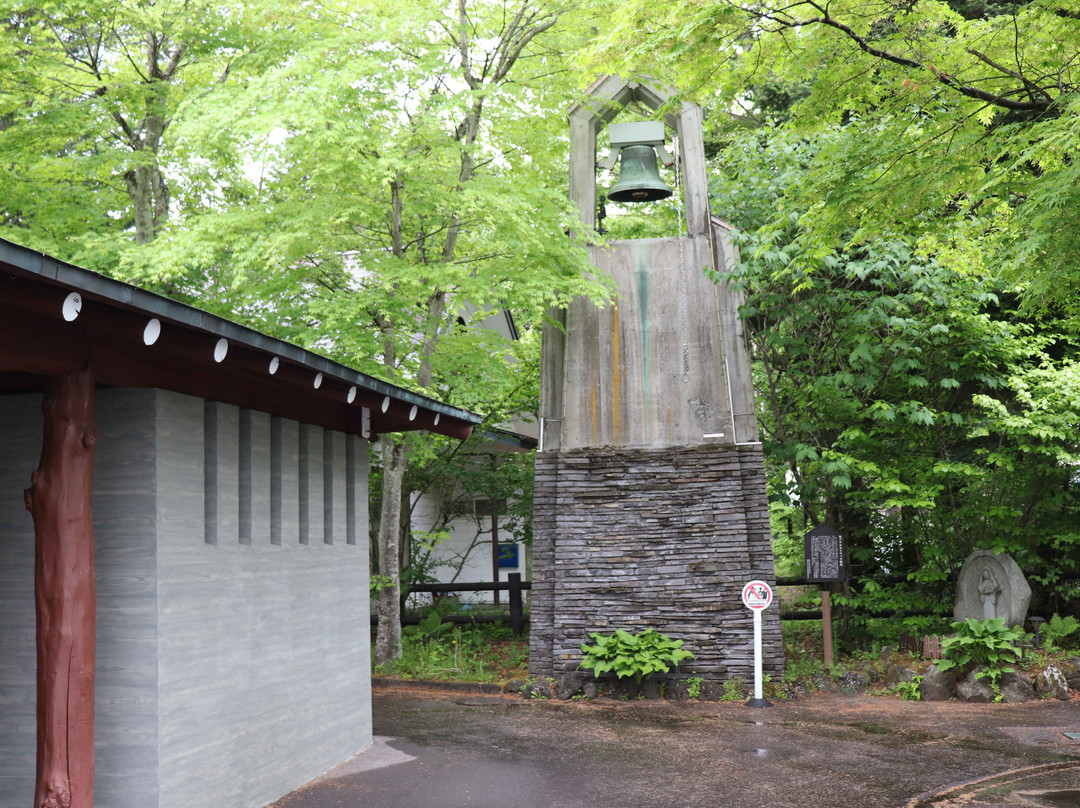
[
  {"xmin": 954, "ymin": 550, "xmax": 1030, "ymax": 628},
  {"xmin": 977, "ymin": 568, "xmax": 1001, "ymax": 619}
]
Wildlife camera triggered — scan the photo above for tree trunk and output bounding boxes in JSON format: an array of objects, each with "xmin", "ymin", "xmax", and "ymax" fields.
[
  {"xmin": 24, "ymin": 369, "xmax": 97, "ymax": 808},
  {"xmin": 369, "ymin": 0, "xmax": 564, "ymax": 667},
  {"xmin": 125, "ymin": 165, "xmax": 158, "ymax": 245},
  {"xmin": 122, "ymin": 105, "xmax": 169, "ymax": 245},
  {"xmin": 375, "ymin": 434, "xmax": 406, "ymax": 665}
]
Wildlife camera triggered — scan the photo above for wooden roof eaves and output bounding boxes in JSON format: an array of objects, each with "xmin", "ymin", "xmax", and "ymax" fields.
[{"xmin": 0, "ymin": 237, "xmax": 481, "ymax": 439}]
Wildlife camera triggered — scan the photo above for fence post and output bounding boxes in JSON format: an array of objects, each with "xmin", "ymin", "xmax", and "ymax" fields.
[{"xmin": 508, "ymin": 573, "xmax": 523, "ymax": 637}]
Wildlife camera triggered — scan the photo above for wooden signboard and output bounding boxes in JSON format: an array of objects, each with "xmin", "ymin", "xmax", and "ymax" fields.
[
  {"xmin": 804, "ymin": 523, "xmax": 846, "ymax": 668},
  {"xmin": 804, "ymin": 523, "xmax": 847, "ymax": 584}
]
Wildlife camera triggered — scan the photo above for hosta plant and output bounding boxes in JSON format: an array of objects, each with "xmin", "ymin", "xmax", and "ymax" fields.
[
  {"xmin": 936, "ymin": 618, "xmax": 1024, "ymax": 699},
  {"xmin": 579, "ymin": 628, "xmax": 694, "ymax": 687}
]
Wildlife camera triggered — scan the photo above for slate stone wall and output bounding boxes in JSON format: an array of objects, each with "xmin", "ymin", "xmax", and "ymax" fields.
[{"xmin": 529, "ymin": 443, "xmax": 783, "ymax": 680}]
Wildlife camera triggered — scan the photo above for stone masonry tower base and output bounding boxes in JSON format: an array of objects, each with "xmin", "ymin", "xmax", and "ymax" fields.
[{"xmin": 529, "ymin": 444, "xmax": 782, "ymax": 680}]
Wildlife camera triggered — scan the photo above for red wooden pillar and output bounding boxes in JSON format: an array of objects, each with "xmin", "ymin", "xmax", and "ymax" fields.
[{"xmin": 24, "ymin": 369, "xmax": 97, "ymax": 808}]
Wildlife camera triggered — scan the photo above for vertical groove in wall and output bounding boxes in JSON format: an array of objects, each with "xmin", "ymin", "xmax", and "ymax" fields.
[
  {"xmin": 345, "ymin": 437, "xmax": 356, "ymax": 545},
  {"xmin": 298, "ymin": 424, "xmax": 310, "ymax": 545},
  {"xmin": 270, "ymin": 417, "xmax": 283, "ymax": 546},
  {"xmin": 323, "ymin": 430, "xmax": 334, "ymax": 545},
  {"xmin": 204, "ymin": 402, "xmax": 218, "ymax": 546},
  {"xmin": 239, "ymin": 410, "xmax": 252, "ymax": 546}
]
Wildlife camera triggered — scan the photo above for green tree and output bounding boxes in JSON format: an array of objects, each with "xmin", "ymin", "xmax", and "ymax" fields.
[
  {"xmin": 713, "ymin": 126, "xmax": 1080, "ymax": 626},
  {"xmin": 0, "ymin": 0, "xmax": 293, "ymax": 265},
  {"xmin": 397, "ymin": 333, "xmax": 542, "ymax": 587},
  {"xmin": 591, "ymin": 0, "xmax": 1080, "ymax": 322},
  {"xmin": 116, "ymin": 0, "xmax": 610, "ymax": 664}
]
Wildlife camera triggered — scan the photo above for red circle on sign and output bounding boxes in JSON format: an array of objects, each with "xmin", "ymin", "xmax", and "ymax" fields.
[{"xmin": 741, "ymin": 580, "xmax": 773, "ymax": 610}]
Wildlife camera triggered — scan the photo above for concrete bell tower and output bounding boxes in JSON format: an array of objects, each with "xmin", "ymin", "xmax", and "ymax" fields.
[{"xmin": 529, "ymin": 76, "xmax": 783, "ymax": 683}]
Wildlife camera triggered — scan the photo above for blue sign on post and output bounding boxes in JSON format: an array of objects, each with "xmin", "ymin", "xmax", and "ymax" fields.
[{"xmin": 497, "ymin": 543, "xmax": 519, "ymax": 568}]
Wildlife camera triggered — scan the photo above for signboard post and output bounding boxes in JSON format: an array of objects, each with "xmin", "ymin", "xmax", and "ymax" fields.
[
  {"xmin": 804, "ymin": 524, "xmax": 847, "ymax": 668},
  {"xmin": 741, "ymin": 580, "xmax": 773, "ymax": 708}
]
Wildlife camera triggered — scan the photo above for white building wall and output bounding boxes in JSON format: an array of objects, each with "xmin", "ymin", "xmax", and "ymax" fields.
[{"xmin": 409, "ymin": 490, "xmax": 526, "ymax": 604}]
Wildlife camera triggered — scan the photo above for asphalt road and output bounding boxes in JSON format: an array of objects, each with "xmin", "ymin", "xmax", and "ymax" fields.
[{"xmin": 272, "ymin": 687, "xmax": 1080, "ymax": 808}]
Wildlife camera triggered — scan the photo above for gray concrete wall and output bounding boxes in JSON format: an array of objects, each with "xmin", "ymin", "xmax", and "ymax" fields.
[
  {"xmin": 545, "ymin": 235, "xmax": 761, "ymax": 452},
  {"xmin": 711, "ymin": 220, "xmax": 760, "ymax": 444},
  {"xmin": 155, "ymin": 391, "xmax": 371, "ymax": 808},
  {"xmin": 93, "ymin": 389, "xmax": 162, "ymax": 806},
  {"xmin": 0, "ymin": 390, "xmax": 161, "ymax": 807},
  {"xmin": 557, "ymin": 236, "xmax": 735, "ymax": 450},
  {"xmin": 0, "ymin": 394, "xmax": 45, "ymax": 805},
  {"xmin": 0, "ymin": 389, "xmax": 372, "ymax": 808}
]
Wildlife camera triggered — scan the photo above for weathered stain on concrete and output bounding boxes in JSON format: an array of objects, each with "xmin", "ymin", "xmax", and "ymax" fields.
[
  {"xmin": 590, "ymin": 383, "xmax": 597, "ymax": 446},
  {"xmin": 611, "ymin": 302, "xmax": 621, "ymax": 444},
  {"xmin": 634, "ymin": 245, "xmax": 650, "ymax": 445}
]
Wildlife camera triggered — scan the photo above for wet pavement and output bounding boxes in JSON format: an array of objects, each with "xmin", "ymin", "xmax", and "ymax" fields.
[{"xmin": 272, "ymin": 687, "xmax": 1080, "ymax": 808}]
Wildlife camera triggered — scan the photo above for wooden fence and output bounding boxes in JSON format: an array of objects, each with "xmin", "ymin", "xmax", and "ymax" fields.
[
  {"xmin": 371, "ymin": 574, "xmax": 950, "ymax": 635},
  {"xmin": 371, "ymin": 573, "xmax": 531, "ymax": 636}
]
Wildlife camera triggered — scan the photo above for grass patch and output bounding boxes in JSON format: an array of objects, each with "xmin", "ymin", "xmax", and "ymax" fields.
[
  {"xmin": 373, "ymin": 608, "xmax": 1077, "ymax": 700},
  {"xmin": 374, "ymin": 619, "xmax": 529, "ymax": 684}
]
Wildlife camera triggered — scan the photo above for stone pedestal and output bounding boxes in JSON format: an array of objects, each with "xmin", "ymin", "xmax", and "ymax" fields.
[{"xmin": 529, "ymin": 443, "xmax": 783, "ymax": 680}]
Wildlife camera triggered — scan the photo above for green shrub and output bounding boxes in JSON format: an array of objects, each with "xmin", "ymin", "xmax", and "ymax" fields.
[
  {"xmin": 580, "ymin": 628, "xmax": 694, "ymax": 686},
  {"xmin": 686, "ymin": 676, "xmax": 703, "ymax": 699},
  {"xmin": 403, "ymin": 609, "xmax": 452, "ymax": 640},
  {"xmin": 936, "ymin": 617, "xmax": 1024, "ymax": 699},
  {"xmin": 1041, "ymin": 614, "xmax": 1080, "ymax": 651},
  {"xmin": 718, "ymin": 678, "xmax": 746, "ymax": 701},
  {"xmin": 377, "ymin": 617, "xmax": 529, "ymax": 683},
  {"xmin": 894, "ymin": 675, "xmax": 922, "ymax": 701}
]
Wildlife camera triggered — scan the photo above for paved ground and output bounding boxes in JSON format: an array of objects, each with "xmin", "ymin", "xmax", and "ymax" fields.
[{"xmin": 273, "ymin": 686, "xmax": 1080, "ymax": 808}]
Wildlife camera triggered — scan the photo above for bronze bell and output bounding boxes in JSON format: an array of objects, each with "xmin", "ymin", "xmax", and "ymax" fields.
[{"xmin": 607, "ymin": 144, "xmax": 673, "ymax": 203}]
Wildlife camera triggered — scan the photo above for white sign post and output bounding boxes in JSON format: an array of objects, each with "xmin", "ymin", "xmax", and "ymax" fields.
[{"xmin": 741, "ymin": 580, "xmax": 773, "ymax": 708}]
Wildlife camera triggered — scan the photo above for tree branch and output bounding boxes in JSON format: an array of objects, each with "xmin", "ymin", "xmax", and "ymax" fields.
[
  {"xmin": 966, "ymin": 47, "xmax": 1054, "ymax": 105},
  {"xmin": 763, "ymin": 1, "xmax": 1057, "ymax": 113}
]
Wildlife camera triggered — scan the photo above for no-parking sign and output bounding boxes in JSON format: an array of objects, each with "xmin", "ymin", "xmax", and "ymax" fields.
[
  {"xmin": 741, "ymin": 580, "xmax": 773, "ymax": 611},
  {"xmin": 742, "ymin": 579, "xmax": 774, "ymax": 708}
]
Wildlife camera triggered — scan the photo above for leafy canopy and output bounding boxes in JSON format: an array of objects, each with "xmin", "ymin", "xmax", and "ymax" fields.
[
  {"xmin": 591, "ymin": 0, "xmax": 1080, "ymax": 322},
  {"xmin": 714, "ymin": 124, "xmax": 1080, "ymax": 623},
  {"xmin": 116, "ymin": 0, "xmax": 610, "ymax": 406}
]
